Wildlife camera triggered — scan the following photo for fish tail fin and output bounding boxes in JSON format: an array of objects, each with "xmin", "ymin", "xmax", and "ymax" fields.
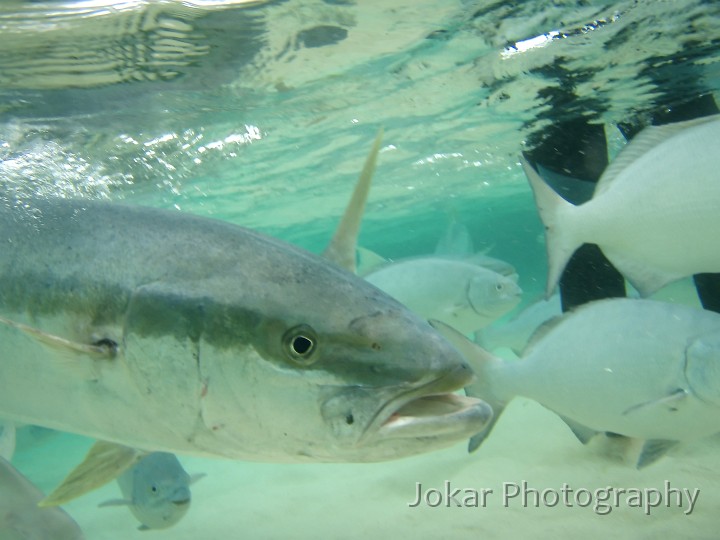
[
  {"xmin": 430, "ymin": 320, "xmax": 510, "ymax": 452},
  {"xmin": 462, "ymin": 346, "xmax": 508, "ymax": 453},
  {"xmin": 520, "ymin": 156, "xmax": 580, "ymax": 297}
]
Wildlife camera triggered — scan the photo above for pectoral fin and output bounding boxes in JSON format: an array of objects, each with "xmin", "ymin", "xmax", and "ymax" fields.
[
  {"xmin": 558, "ymin": 415, "xmax": 599, "ymax": 444},
  {"xmin": 98, "ymin": 498, "xmax": 132, "ymax": 508},
  {"xmin": 0, "ymin": 315, "xmax": 116, "ymax": 360},
  {"xmin": 637, "ymin": 439, "xmax": 678, "ymax": 469},
  {"xmin": 41, "ymin": 441, "xmax": 146, "ymax": 507},
  {"xmin": 189, "ymin": 472, "xmax": 207, "ymax": 485}
]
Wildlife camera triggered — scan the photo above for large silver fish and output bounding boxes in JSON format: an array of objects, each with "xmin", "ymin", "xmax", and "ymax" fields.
[
  {"xmin": 523, "ymin": 114, "xmax": 720, "ymax": 297},
  {"xmin": 0, "ymin": 137, "xmax": 491, "ymax": 465},
  {"xmin": 434, "ymin": 298, "xmax": 720, "ymax": 468}
]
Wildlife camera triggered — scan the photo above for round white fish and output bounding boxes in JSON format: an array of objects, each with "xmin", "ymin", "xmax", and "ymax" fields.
[
  {"xmin": 99, "ymin": 452, "xmax": 199, "ymax": 531},
  {"xmin": 366, "ymin": 258, "xmax": 522, "ymax": 335},
  {"xmin": 524, "ymin": 114, "xmax": 720, "ymax": 297},
  {"xmin": 436, "ymin": 298, "xmax": 720, "ymax": 467}
]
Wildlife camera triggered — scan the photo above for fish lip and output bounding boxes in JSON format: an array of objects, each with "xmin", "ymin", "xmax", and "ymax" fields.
[
  {"xmin": 171, "ymin": 498, "xmax": 191, "ymax": 506},
  {"xmin": 377, "ymin": 393, "xmax": 491, "ymax": 440},
  {"xmin": 362, "ymin": 363, "xmax": 488, "ymax": 441}
]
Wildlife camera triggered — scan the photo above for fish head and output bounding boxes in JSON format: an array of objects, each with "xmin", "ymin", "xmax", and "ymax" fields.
[
  {"xmin": 196, "ymin": 250, "xmax": 492, "ymax": 462},
  {"xmin": 685, "ymin": 331, "xmax": 720, "ymax": 406},
  {"xmin": 466, "ymin": 270, "xmax": 523, "ymax": 325},
  {"xmin": 125, "ymin": 453, "xmax": 192, "ymax": 530}
]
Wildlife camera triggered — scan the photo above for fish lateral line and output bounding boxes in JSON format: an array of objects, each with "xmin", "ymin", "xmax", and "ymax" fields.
[{"xmin": 0, "ymin": 315, "xmax": 117, "ymax": 360}]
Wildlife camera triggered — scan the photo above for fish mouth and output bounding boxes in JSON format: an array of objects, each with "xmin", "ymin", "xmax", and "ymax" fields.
[
  {"xmin": 370, "ymin": 364, "xmax": 492, "ymax": 440},
  {"xmin": 171, "ymin": 498, "xmax": 191, "ymax": 507},
  {"xmin": 467, "ymin": 284, "xmax": 523, "ymax": 317}
]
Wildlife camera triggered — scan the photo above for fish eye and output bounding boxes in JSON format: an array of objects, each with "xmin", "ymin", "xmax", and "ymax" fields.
[
  {"xmin": 495, "ymin": 283, "xmax": 504, "ymax": 291},
  {"xmin": 283, "ymin": 325, "xmax": 318, "ymax": 365}
]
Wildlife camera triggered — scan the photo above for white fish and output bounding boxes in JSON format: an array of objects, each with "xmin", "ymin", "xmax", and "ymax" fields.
[
  {"xmin": 100, "ymin": 452, "xmax": 203, "ymax": 531},
  {"xmin": 432, "ymin": 218, "xmax": 517, "ymax": 277},
  {"xmin": 523, "ymin": 114, "xmax": 720, "ymax": 297},
  {"xmin": 434, "ymin": 298, "xmax": 720, "ymax": 468},
  {"xmin": 366, "ymin": 258, "xmax": 522, "ymax": 335},
  {"xmin": 475, "ymin": 293, "xmax": 561, "ymax": 354},
  {"xmin": 0, "ymin": 456, "xmax": 84, "ymax": 540}
]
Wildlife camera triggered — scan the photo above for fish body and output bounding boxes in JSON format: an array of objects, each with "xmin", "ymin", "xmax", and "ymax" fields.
[
  {"xmin": 524, "ymin": 114, "xmax": 720, "ymax": 297},
  {"xmin": 0, "ymin": 196, "xmax": 490, "ymax": 463},
  {"xmin": 365, "ymin": 258, "xmax": 522, "ymax": 335},
  {"xmin": 0, "ymin": 456, "xmax": 84, "ymax": 540},
  {"xmin": 100, "ymin": 452, "xmax": 196, "ymax": 531},
  {"xmin": 437, "ymin": 298, "xmax": 720, "ymax": 467}
]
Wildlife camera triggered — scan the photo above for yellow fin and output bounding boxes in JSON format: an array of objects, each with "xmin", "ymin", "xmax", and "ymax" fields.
[
  {"xmin": 40, "ymin": 441, "xmax": 145, "ymax": 507},
  {"xmin": 322, "ymin": 128, "xmax": 383, "ymax": 273},
  {"xmin": 0, "ymin": 315, "xmax": 115, "ymax": 359}
]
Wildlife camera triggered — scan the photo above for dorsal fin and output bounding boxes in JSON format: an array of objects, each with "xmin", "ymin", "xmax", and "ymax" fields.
[
  {"xmin": 595, "ymin": 114, "xmax": 720, "ymax": 197},
  {"xmin": 356, "ymin": 246, "xmax": 390, "ymax": 276},
  {"xmin": 322, "ymin": 129, "xmax": 383, "ymax": 273},
  {"xmin": 434, "ymin": 217, "xmax": 474, "ymax": 257}
]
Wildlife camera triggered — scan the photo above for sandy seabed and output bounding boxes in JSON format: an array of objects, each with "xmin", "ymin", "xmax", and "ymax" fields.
[{"xmin": 12, "ymin": 391, "xmax": 720, "ymax": 540}]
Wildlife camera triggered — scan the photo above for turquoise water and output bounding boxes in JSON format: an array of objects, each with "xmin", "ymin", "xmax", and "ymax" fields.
[{"xmin": 1, "ymin": 1, "xmax": 720, "ymax": 538}]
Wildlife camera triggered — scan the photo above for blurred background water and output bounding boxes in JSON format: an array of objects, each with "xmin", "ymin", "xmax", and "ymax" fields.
[
  {"xmin": 4, "ymin": 0, "xmax": 718, "ymax": 296},
  {"xmin": 1, "ymin": 1, "xmax": 720, "ymax": 538}
]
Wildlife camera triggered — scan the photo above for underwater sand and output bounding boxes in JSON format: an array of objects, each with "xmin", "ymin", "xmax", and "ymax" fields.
[{"xmin": 12, "ymin": 396, "xmax": 720, "ymax": 540}]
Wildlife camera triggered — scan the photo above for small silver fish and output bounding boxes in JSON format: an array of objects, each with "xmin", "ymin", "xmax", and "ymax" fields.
[
  {"xmin": 99, "ymin": 452, "xmax": 203, "ymax": 531},
  {"xmin": 0, "ymin": 456, "xmax": 84, "ymax": 540},
  {"xmin": 366, "ymin": 258, "xmax": 522, "ymax": 335}
]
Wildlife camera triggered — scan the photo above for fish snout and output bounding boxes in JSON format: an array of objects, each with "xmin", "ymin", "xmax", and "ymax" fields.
[
  {"xmin": 498, "ymin": 277, "xmax": 523, "ymax": 300},
  {"xmin": 169, "ymin": 487, "xmax": 191, "ymax": 506}
]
